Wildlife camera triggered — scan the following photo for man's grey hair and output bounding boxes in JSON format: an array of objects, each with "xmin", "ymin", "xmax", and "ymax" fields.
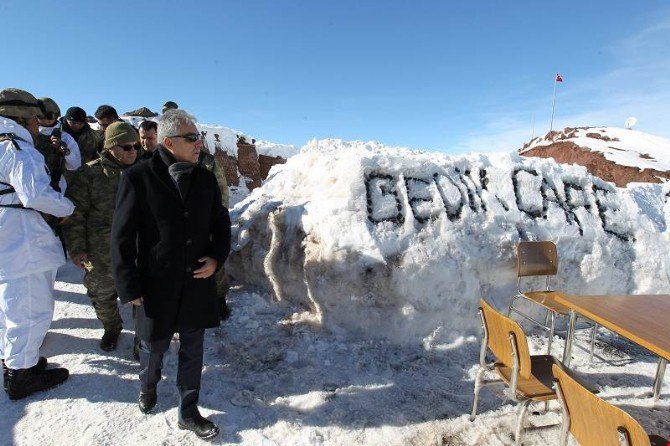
[{"xmin": 157, "ymin": 109, "xmax": 197, "ymax": 144}]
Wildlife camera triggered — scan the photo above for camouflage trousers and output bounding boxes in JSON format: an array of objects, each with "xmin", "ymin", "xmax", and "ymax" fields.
[{"xmin": 83, "ymin": 269, "xmax": 122, "ymax": 334}]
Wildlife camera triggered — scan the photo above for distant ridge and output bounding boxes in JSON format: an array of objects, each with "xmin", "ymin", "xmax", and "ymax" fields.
[{"xmin": 519, "ymin": 126, "xmax": 670, "ymax": 187}]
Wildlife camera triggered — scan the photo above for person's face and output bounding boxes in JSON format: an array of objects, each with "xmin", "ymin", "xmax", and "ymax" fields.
[
  {"xmin": 164, "ymin": 122, "xmax": 202, "ymax": 163},
  {"xmin": 97, "ymin": 117, "xmax": 114, "ymax": 132},
  {"xmin": 24, "ymin": 116, "xmax": 40, "ymax": 142},
  {"xmin": 109, "ymin": 142, "xmax": 139, "ymax": 165},
  {"xmin": 66, "ymin": 119, "xmax": 85, "ymax": 131},
  {"xmin": 139, "ymin": 127, "xmax": 158, "ymax": 152},
  {"xmin": 38, "ymin": 115, "xmax": 57, "ymax": 127}
]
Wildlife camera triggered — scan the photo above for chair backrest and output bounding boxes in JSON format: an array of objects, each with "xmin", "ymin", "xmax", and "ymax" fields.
[
  {"xmin": 552, "ymin": 363, "xmax": 652, "ymax": 446},
  {"xmin": 479, "ymin": 299, "xmax": 532, "ymax": 379},
  {"xmin": 517, "ymin": 241, "xmax": 558, "ymax": 277}
]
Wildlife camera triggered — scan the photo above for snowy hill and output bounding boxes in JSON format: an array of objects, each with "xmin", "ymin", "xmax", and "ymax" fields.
[
  {"xmin": 227, "ymin": 138, "xmax": 670, "ymax": 345},
  {"xmin": 520, "ymin": 127, "xmax": 670, "ymax": 186}
]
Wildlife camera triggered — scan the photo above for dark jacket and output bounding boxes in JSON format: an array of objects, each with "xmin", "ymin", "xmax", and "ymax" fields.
[
  {"xmin": 61, "ymin": 118, "xmax": 102, "ymax": 163},
  {"xmin": 111, "ymin": 148, "xmax": 231, "ymax": 341}
]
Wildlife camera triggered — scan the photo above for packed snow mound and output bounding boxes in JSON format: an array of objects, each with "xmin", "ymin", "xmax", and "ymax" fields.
[
  {"xmin": 227, "ymin": 139, "xmax": 670, "ymax": 344},
  {"xmin": 520, "ymin": 127, "xmax": 670, "ymax": 186}
]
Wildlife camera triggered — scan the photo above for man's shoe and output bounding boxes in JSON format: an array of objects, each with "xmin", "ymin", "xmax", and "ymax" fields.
[
  {"xmin": 178, "ymin": 414, "xmax": 219, "ymax": 439},
  {"xmin": 100, "ymin": 330, "xmax": 120, "ymax": 352},
  {"xmin": 138, "ymin": 391, "xmax": 157, "ymax": 414},
  {"xmin": 6, "ymin": 367, "xmax": 69, "ymax": 400},
  {"xmin": 3, "ymin": 357, "xmax": 48, "ymax": 391}
]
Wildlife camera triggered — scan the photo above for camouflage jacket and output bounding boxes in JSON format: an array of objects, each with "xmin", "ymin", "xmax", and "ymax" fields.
[
  {"xmin": 199, "ymin": 150, "xmax": 229, "ymax": 208},
  {"xmin": 34, "ymin": 133, "xmax": 66, "ymax": 192},
  {"xmin": 64, "ymin": 123, "xmax": 101, "ymax": 164},
  {"xmin": 61, "ymin": 151, "xmax": 130, "ymax": 263}
]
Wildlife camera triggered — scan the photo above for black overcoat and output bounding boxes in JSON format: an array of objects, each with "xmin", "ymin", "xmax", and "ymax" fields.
[{"xmin": 111, "ymin": 151, "xmax": 231, "ymax": 341}]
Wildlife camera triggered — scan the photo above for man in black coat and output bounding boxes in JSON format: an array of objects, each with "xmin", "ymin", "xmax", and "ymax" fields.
[{"xmin": 111, "ymin": 109, "xmax": 230, "ymax": 440}]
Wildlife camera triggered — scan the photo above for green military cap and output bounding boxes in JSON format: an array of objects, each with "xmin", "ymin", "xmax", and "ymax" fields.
[
  {"xmin": 38, "ymin": 97, "xmax": 61, "ymax": 117},
  {"xmin": 0, "ymin": 88, "xmax": 44, "ymax": 119},
  {"xmin": 104, "ymin": 121, "xmax": 139, "ymax": 149}
]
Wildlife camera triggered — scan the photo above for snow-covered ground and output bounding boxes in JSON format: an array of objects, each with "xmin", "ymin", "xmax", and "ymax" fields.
[{"xmin": 2, "ymin": 262, "xmax": 668, "ymax": 445}]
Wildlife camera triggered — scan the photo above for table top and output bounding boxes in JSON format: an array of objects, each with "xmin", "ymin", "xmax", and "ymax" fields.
[{"xmin": 553, "ymin": 294, "xmax": 670, "ymax": 361}]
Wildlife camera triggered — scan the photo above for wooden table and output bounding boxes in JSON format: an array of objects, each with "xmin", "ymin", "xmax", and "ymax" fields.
[{"xmin": 554, "ymin": 294, "xmax": 670, "ymax": 400}]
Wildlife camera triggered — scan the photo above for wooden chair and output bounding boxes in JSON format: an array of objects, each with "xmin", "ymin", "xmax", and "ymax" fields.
[
  {"xmin": 508, "ymin": 241, "xmax": 597, "ymax": 359},
  {"xmin": 471, "ymin": 298, "xmax": 563, "ymax": 445},
  {"xmin": 553, "ymin": 363, "xmax": 669, "ymax": 446}
]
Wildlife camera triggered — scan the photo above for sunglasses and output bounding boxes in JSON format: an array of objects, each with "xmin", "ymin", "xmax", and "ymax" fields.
[
  {"xmin": 118, "ymin": 144, "xmax": 140, "ymax": 152},
  {"xmin": 169, "ymin": 133, "xmax": 201, "ymax": 143}
]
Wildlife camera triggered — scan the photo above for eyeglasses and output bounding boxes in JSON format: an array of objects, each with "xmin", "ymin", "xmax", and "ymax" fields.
[
  {"xmin": 168, "ymin": 133, "xmax": 201, "ymax": 143},
  {"xmin": 118, "ymin": 144, "xmax": 140, "ymax": 152}
]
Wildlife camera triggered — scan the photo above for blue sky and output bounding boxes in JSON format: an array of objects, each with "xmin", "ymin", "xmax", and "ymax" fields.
[{"xmin": 2, "ymin": 1, "xmax": 669, "ymax": 153}]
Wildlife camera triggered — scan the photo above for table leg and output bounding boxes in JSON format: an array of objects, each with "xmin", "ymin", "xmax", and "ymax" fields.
[
  {"xmin": 653, "ymin": 358, "xmax": 667, "ymax": 401},
  {"xmin": 562, "ymin": 310, "xmax": 577, "ymax": 367}
]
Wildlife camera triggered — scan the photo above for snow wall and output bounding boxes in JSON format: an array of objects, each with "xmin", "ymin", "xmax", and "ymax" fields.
[{"xmin": 227, "ymin": 139, "xmax": 670, "ymax": 345}]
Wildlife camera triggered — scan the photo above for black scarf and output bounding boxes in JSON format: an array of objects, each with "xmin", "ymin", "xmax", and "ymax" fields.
[{"xmin": 159, "ymin": 146, "xmax": 195, "ymax": 199}]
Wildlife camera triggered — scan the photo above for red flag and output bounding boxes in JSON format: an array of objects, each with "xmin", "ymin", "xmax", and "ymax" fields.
[{"xmin": 555, "ymin": 73, "xmax": 563, "ymax": 82}]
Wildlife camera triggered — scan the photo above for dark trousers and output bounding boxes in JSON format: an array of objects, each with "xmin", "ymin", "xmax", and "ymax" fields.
[{"xmin": 138, "ymin": 326, "xmax": 205, "ymax": 421}]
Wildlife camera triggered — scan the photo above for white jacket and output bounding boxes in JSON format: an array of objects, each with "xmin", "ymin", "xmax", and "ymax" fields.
[
  {"xmin": 0, "ymin": 117, "xmax": 75, "ymax": 280},
  {"xmin": 39, "ymin": 122, "xmax": 82, "ymax": 171}
]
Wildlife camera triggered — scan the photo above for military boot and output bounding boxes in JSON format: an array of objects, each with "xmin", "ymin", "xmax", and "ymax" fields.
[
  {"xmin": 2, "ymin": 357, "xmax": 48, "ymax": 391},
  {"xmin": 6, "ymin": 366, "xmax": 69, "ymax": 400},
  {"xmin": 100, "ymin": 330, "xmax": 121, "ymax": 352}
]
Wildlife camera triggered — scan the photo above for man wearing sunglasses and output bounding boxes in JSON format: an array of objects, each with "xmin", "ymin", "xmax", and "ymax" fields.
[
  {"xmin": 111, "ymin": 109, "xmax": 230, "ymax": 439},
  {"xmin": 62, "ymin": 121, "xmax": 140, "ymax": 353}
]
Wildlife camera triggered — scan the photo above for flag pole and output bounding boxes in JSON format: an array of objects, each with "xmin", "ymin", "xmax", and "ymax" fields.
[
  {"xmin": 550, "ymin": 76, "xmax": 557, "ymax": 132},
  {"xmin": 531, "ymin": 113, "xmax": 535, "ymax": 140}
]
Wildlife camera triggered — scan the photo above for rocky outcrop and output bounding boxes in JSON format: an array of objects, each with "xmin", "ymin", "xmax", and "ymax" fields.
[
  {"xmin": 123, "ymin": 107, "xmax": 158, "ymax": 117},
  {"xmin": 520, "ymin": 127, "xmax": 670, "ymax": 187},
  {"xmin": 213, "ymin": 137, "xmax": 287, "ymax": 191},
  {"xmin": 259, "ymin": 154, "xmax": 287, "ymax": 179}
]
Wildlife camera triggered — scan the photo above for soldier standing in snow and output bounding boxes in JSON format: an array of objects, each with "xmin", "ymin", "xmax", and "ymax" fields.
[
  {"xmin": 61, "ymin": 121, "xmax": 140, "ymax": 352},
  {"xmin": 111, "ymin": 109, "xmax": 230, "ymax": 439},
  {"xmin": 0, "ymin": 88, "xmax": 73, "ymax": 399}
]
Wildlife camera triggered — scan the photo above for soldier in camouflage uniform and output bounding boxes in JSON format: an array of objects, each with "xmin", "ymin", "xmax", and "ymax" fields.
[
  {"xmin": 61, "ymin": 106, "xmax": 102, "ymax": 164},
  {"xmin": 61, "ymin": 121, "xmax": 139, "ymax": 351},
  {"xmin": 198, "ymin": 148, "xmax": 230, "ymax": 319}
]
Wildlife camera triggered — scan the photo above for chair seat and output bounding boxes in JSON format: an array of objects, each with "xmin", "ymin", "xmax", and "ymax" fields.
[
  {"xmin": 496, "ymin": 355, "xmax": 599, "ymax": 402},
  {"xmin": 650, "ymin": 434, "xmax": 670, "ymax": 446},
  {"xmin": 520, "ymin": 291, "xmax": 572, "ymax": 315},
  {"xmin": 496, "ymin": 355, "xmax": 558, "ymax": 401}
]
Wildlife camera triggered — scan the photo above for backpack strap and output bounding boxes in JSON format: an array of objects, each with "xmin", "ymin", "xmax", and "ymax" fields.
[{"xmin": 0, "ymin": 132, "xmax": 26, "ymax": 151}]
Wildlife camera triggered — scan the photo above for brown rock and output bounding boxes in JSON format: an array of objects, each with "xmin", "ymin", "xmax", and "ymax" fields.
[
  {"xmin": 258, "ymin": 154, "xmax": 287, "ymax": 179},
  {"xmin": 237, "ymin": 142, "xmax": 262, "ymax": 190},
  {"xmin": 214, "ymin": 147, "xmax": 239, "ymax": 186},
  {"xmin": 521, "ymin": 141, "xmax": 670, "ymax": 187}
]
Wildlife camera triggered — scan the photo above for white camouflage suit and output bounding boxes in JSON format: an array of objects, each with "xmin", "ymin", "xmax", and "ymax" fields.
[{"xmin": 0, "ymin": 117, "xmax": 74, "ymax": 369}]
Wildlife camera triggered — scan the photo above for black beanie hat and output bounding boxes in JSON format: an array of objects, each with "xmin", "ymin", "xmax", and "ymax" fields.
[{"xmin": 65, "ymin": 106, "xmax": 87, "ymax": 123}]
